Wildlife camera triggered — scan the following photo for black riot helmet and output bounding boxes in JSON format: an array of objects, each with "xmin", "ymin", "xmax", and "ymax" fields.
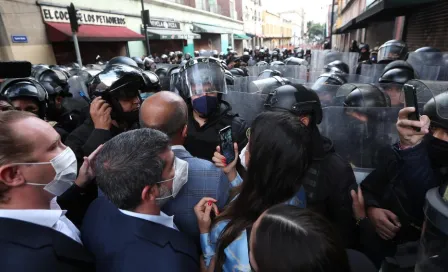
[
  {"xmin": 194, "ymin": 51, "xmax": 200, "ymax": 57},
  {"xmin": 359, "ymin": 44, "xmax": 370, "ymax": 61},
  {"xmin": 155, "ymin": 67, "xmax": 170, "ymax": 79},
  {"xmin": 264, "ymin": 84, "xmax": 322, "ymax": 124},
  {"xmin": 143, "ymin": 57, "xmax": 156, "ymax": 71},
  {"xmin": 131, "ymin": 57, "xmax": 145, "ymax": 69},
  {"xmin": 177, "ymin": 51, "xmax": 183, "ymax": 59},
  {"xmin": 379, "ymin": 60, "xmax": 416, "ymax": 84},
  {"xmin": 169, "ymin": 52, "xmax": 175, "ymax": 58},
  {"xmin": 342, "ymin": 84, "xmax": 391, "ymax": 108},
  {"xmin": 285, "ymin": 57, "xmax": 308, "ymax": 66},
  {"xmin": 423, "ymin": 92, "xmax": 448, "ymax": 130},
  {"xmin": 212, "ymin": 50, "xmax": 219, "ymax": 58},
  {"xmin": 230, "ymin": 68, "xmax": 246, "ymax": 77},
  {"xmin": 141, "ymin": 70, "xmax": 161, "ymax": 93},
  {"xmin": 161, "ymin": 54, "xmax": 168, "ymax": 62},
  {"xmin": 257, "ymin": 69, "xmax": 282, "ymax": 79},
  {"xmin": 271, "ymin": 61, "xmax": 285, "ymax": 67},
  {"xmin": 255, "ymin": 61, "xmax": 269, "ymax": 66},
  {"xmin": 324, "ymin": 60, "xmax": 350, "ymax": 74},
  {"xmin": 219, "ymin": 52, "xmax": 225, "ymax": 60},
  {"xmin": 37, "ymin": 69, "xmax": 69, "ymax": 94},
  {"xmin": 168, "ymin": 67, "xmax": 181, "ymax": 94},
  {"xmin": 88, "ymin": 64, "xmax": 144, "ymax": 125},
  {"xmin": 0, "ymin": 78, "xmax": 49, "ymax": 119},
  {"xmin": 249, "ymin": 76, "xmax": 291, "ymax": 94},
  {"xmin": 184, "ymin": 52, "xmax": 192, "ymax": 61},
  {"xmin": 225, "ymin": 69, "xmax": 234, "ymax": 86},
  {"xmin": 415, "ymin": 47, "xmax": 441, "ymax": 53},
  {"xmin": 242, "ymin": 51, "xmax": 250, "ymax": 63},
  {"xmin": 107, "ymin": 56, "xmax": 139, "ymax": 69},
  {"xmin": 31, "ymin": 64, "xmax": 50, "ymax": 78},
  {"xmin": 312, "ymin": 73, "xmax": 347, "ymax": 89},
  {"xmin": 378, "ymin": 40, "xmax": 408, "ymax": 64}
]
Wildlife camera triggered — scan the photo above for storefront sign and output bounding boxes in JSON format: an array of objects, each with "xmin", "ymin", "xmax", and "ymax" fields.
[
  {"xmin": 148, "ymin": 19, "xmax": 180, "ymax": 30},
  {"xmin": 40, "ymin": 6, "xmax": 126, "ymax": 27},
  {"xmin": 11, "ymin": 35, "xmax": 28, "ymax": 43},
  {"xmin": 160, "ymin": 34, "xmax": 197, "ymax": 40}
]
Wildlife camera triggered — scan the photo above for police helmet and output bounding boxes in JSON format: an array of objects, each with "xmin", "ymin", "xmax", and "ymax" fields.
[
  {"xmin": 359, "ymin": 43, "xmax": 370, "ymax": 53},
  {"xmin": 342, "ymin": 84, "xmax": 391, "ymax": 108},
  {"xmin": 285, "ymin": 57, "xmax": 308, "ymax": 66},
  {"xmin": 378, "ymin": 40, "xmax": 408, "ymax": 64},
  {"xmin": 264, "ymin": 84, "xmax": 322, "ymax": 124},
  {"xmin": 155, "ymin": 67, "xmax": 170, "ymax": 79},
  {"xmin": 258, "ymin": 69, "xmax": 282, "ymax": 79},
  {"xmin": 0, "ymin": 78, "xmax": 49, "ymax": 119},
  {"xmin": 194, "ymin": 51, "xmax": 200, "ymax": 57},
  {"xmin": 415, "ymin": 47, "xmax": 441, "ymax": 53},
  {"xmin": 169, "ymin": 52, "xmax": 175, "ymax": 58},
  {"xmin": 378, "ymin": 60, "xmax": 416, "ymax": 84},
  {"xmin": 423, "ymin": 92, "xmax": 448, "ymax": 130},
  {"xmin": 131, "ymin": 57, "xmax": 145, "ymax": 69},
  {"xmin": 107, "ymin": 56, "xmax": 139, "ymax": 69},
  {"xmin": 312, "ymin": 73, "xmax": 347, "ymax": 88},
  {"xmin": 177, "ymin": 51, "xmax": 183, "ymax": 58},
  {"xmin": 184, "ymin": 53, "xmax": 192, "ymax": 61},
  {"xmin": 242, "ymin": 52, "xmax": 250, "ymax": 63},
  {"xmin": 88, "ymin": 64, "xmax": 144, "ymax": 123},
  {"xmin": 31, "ymin": 64, "xmax": 50, "ymax": 78},
  {"xmin": 230, "ymin": 68, "xmax": 246, "ymax": 77},
  {"xmin": 324, "ymin": 60, "xmax": 350, "ymax": 74},
  {"xmin": 141, "ymin": 71, "xmax": 161, "ymax": 93},
  {"xmin": 37, "ymin": 69, "xmax": 69, "ymax": 93},
  {"xmin": 225, "ymin": 69, "xmax": 234, "ymax": 86},
  {"xmin": 255, "ymin": 61, "xmax": 269, "ymax": 66},
  {"xmin": 219, "ymin": 52, "xmax": 225, "ymax": 60},
  {"xmin": 161, "ymin": 54, "xmax": 168, "ymax": 60},
  {"xmin": 271, "ymin": 61, "xmax": 285, "ymax": 66},
  {"xmin": 143, "ymin": 57, "xmax": 156, "ymax": 71},
  {"xmin": 212, "ymin": 50, "xmax": 219, "ymax": 58}
]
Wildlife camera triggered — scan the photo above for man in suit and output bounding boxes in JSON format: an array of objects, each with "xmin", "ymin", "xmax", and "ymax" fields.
[
  {"xmin": 0, "ymin": 110, "xmax": 95, "ymax": 271},
  {"xmin": 140, "ymin": 91, "xmax": 231, "ymax": 239},
  {"xmin": 82, "ymin": 128, "xmax": 199, "ymax": 272}
]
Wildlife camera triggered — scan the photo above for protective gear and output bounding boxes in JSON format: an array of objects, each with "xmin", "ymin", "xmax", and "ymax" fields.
[
  {"xmin": 161, "ymin": 54, "xmax": 169, "ymax": 63},
  {"xmin": 107, "ymin": 56, "xmax": 139, "ymax": 69},
  {"xmin": 342, "ymin": 84, "xmax": 391, "ymax": 108},
  {"xmin": 141, "ymin": 71, "xmax": 161, "ymax": 93},
  {"xmin": 131, "ymin": 57, "xmax": 145, "ymax": 69},
  {"xmin": 194, "ymin": 51, "xmax": 200, "ymax": 57},
  {"xmin": 143, "ymin": 57, "xmax": 156, "ymax": 71},
  {"xmin": 218, "ymin": 52, "xmax": 225, "ymax": 60},
  {"xmin": 378, "ymin": 60, "xmax": 416, "ymax": 84},
  {"xmin": 349, "ymin": 40, "xmax": 359, "ymax": 53},
  {"xmin": 179, "ymin": 57, "xmax": 227, "ymax": 99},
  {"xmin": 324, "ymin": 60, "xmax": 350, "ymax": 74},
  {"xmin": 255, "ymin": 61, "xmax": 269, "ymax": 66},
  {"xmin": 176, "ymin": 51, "xmax": 183, "ymax": 59},
  {"xmin": 264, "ymin": 84, "xmax": 323, "ymax": 124},
  {"xmin": 25, "ymin": 147, "xmax": 78, "ymax": 197},
  {"xmin": 224, "ymin": 70, "xmax": 234, "ymax": 86},
  {"xmin": 249, "ymin": 76, "xmax": 291, "ymax": 94},
  {"xmin": 192, "ymin": 95, "xmax": 219, "ymax": 117},
  {"xmin": 155, "ymin": 158, "xmax": 189, "ymax": 203},
  {"xmin": 358, "ymin": 44, "xmax": 370, "ymax": 62},
  {"xmin": 184, "ymin": 53, "xmax": 192, "ymax": 61},
  {"xmin": 0, "ymin": 78, "xmax": 49, "ymax": 119},
  {"xmin": 284, "ymin": 57, "xmax": 308, "ymax": 66},
  {"xmin": 155, "ymin": 67, "xmax": 169, "ymax": 79},
  {"xmin": 312, "ymin": 73, "xmax": 347, "ymax": 89},
  {"xmin": 423, "ymin": 92, "xmax": 448, "ymax": 130},
  {"xmin": 242, "ymin": 51, "xmax": 250, "ymax": 63},
  {"xmin": 212, "ymin": 50, "xmax": 219, "ymax": 58},
  {"xmin": 230, "ymin": 68, "xmax": 246, "ymax": 77},
  {"xmin": 257, "ymin": 69, "xmax": 282, "ymax": 79},
  {"xmin": 227, "ymin": 46, "xmax": 233, "ymax": 52},
  {"xmin": 270, "ymin": 61, "xmax": 285, "ymax": 67},
  {"xmin": 378, "ymin": 40, "xmax": 408, "ymax": 64},
  {"xmin": 88, "ymin": 64, "xmax": 144, "ymax": 125}
]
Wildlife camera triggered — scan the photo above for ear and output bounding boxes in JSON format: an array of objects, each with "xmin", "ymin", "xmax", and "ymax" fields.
[
  {"xmin": 0, "ymin": 165, "xmax": 26, "ymax": 188},
  {"xmin": 141, "ymin": 185, "xmax": 157, "ymax": 203},
  {"xmin": 181, "ymin": 125, "xmax": 188, "ymax": 138},
  {"xmin": 300, "ymin": 116, "xmax": 310, "ymax": 126}
]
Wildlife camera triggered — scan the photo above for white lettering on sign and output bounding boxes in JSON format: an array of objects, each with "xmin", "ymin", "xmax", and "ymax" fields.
[{"xmin": 40, "ymin": 6, "xmax": 126, "ymax": 27}]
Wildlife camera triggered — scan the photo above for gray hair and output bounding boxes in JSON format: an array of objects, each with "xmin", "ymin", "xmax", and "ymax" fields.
[{"xmin": 94, "ymin": 128, "xmax": 170, "ymax": 210}]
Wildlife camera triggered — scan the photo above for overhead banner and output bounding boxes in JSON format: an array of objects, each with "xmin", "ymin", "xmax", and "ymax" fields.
[{"xmin": 40, "ymin": 5, "xmax": 126, "ymax": 27}]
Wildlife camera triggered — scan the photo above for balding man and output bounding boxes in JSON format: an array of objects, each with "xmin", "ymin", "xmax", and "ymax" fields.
[{"xmin": 140, "ymin": 91, "xmax": 231, "ymax": 239}]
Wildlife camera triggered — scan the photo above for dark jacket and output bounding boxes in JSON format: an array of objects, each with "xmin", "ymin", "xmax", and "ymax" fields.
[
  {"xmin": 185, "ymin": 100, "xmax": 248, "ymax": 162},
  {"xmin": 0, "ymin": 218, "xmax": 94, "ymax": 272},
  {"xmin": 57, "ymin": 184, "xmax": 98, "ymax": 228},
  {"xmin": 303, "ymin": 131, "xmax": 358, "ymax": 248},
  {"xmin": 81, "ymin": 197, "xmax": 199, "ymax": 272}
]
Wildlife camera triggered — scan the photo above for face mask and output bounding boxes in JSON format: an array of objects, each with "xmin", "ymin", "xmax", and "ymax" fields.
[
  {"xmin": 239, "ymin": 144, "xmax": 249, "ymax": 170},
  {"xmin": 155, "ymin": 158, "xmax": 189, "ymax": 206},
  {"xmin": 23, "ymin": 147, "xmax": 78, "ymax": 196},
  {"xmin": 140, "ymin": 92, "xmax": 154, "ymax": 100},
  {"xmin": 192, "ymin": 95, "xmax": 218, "ymax": 117},
  {"xmin": 120, "ymin": 110, "xmax": 140, "ymax": 126},
  {"xmin": 426, "ymin": 134, "xmax": 448, "ymax": 167}
]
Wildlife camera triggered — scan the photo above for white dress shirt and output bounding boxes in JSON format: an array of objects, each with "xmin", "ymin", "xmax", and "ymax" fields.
[
  {"xmin": 171, "ymin": 145, "xmax": 186, "ymax": 151},
  {"xmin": 119, "ymin": 209, "xmax": 178, "ymax": 230},
  {"xmin": 0, "ymin": 198, "xmax": 82, "ymax": 244}
]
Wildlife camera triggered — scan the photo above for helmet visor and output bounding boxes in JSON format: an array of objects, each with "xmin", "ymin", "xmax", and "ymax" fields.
[
  {"xmin": 181, "ymin": 61, "xmax": 227, "ymax": 97},
  {"xmin": 378, "ymin": 45, "xmax": 406, "ymax": 62}
]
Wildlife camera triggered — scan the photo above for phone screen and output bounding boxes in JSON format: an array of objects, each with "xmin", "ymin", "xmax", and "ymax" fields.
[
  {"xmin": 219, "ymin": 126, "xmax": 235, "ymax": 163},
  {"xmin": 403, "ymin": 84, "xmax": 420, "ymax": 132}
]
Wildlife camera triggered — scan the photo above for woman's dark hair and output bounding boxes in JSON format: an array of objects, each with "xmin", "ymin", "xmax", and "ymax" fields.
[
  {"xmin": 253, "ymin": 205, "xmax": 350, "ymax": 272},
  {"xmin": 213, "ymin": 111, "xmax": 312, "ymax": 271}
]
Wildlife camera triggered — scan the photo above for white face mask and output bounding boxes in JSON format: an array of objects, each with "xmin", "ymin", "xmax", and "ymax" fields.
[
  {"xmin": 16, "ymin": 147, "xmax": 78, "ymax": 197},
  {"xmin": 155, "ymin": 157, "xmax": 188, "ymax": 206},
  {"xmin": 239, "ymin": 144, "xmax": 249, "ymax": 170}
]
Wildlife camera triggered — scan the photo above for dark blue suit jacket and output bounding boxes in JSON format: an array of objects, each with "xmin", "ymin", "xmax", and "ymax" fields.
[{"xmin": 81, "ymin": 197, "xmax": 199, "ymax": 272}]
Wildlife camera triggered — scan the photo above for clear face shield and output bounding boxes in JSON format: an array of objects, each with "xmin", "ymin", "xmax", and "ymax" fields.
[
  {"xmin": 378, "ymin": 45, "xmax": 406, "ymax": 62},
  {"xmin": 180, "ymin": 60, "xmax": 227, "ymax": 99}
]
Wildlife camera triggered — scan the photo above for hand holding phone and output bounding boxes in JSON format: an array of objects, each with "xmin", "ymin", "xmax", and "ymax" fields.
[
  {"xmin": 219, "ymin": 126, "xmax": 236, "ymax": 163},
  {"xmin": 403, "ymin": 84, "xmax": 420, "ymax": 131}
]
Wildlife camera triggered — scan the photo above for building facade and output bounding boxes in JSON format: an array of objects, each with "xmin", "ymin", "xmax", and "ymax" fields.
[
  {"xmin": 279, "ymin": 9, "xmax": 306, "ymax": 47},
  {"xmin": 242, "ymin": 0, "xmax": 263, "ymax": 49},
  {"xmin": 0, "ymin": 0, "xmax": 245, "ymax": 64},
  {"xmin": 262, "ymin": 11, "xmax": 292, "ymax": 49}
]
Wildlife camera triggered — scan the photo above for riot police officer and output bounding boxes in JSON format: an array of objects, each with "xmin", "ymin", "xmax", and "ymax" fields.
[
  {"xmin": 106, "ymin": 56, "xmax": 139, "ymax": 69},
  {"xmin": 65, "ymin": 64, "xmax": 145, "ymax": 167},
  {"xmin": 359, "ymin": 44, "xmax": 370, "ymax": 62},
  {"xmin": 377, "ymin": 40, "xmax": 408, "ymax": 64},
  {"xmin": 0, "ymin": 95, "xmax": 13, "ymax": 111},
  {"xmin": 194, "ymin": 51, "xmax": 200, "ymax": 58},
  {"xmin": 212, "ymin": 50, "xmax": 219, "ymax": 58},
  {"xmin": 143, "ymin": 57, "xmax": 156, "ymax": 71},
  {"xmin": 378, "ymin": 60, "xmax": 416, "ymax": 106},
  {"xmin": 264, "ymin": 84, "xmax": 358, "ymax": 248},
  {"xmin": 131, "ymin": 57, "xmax": 145, "ymax": 69},
  {"xmin": 178, "ymin": 57, "xmax": 248, "ymax": 161},
  {"xmin": 161, "ymin": 54, "xmax": 169, "ymax": 63},
  {"xmin": 176, "ymin": 51, "xmax": 184, "ymax": 64}
]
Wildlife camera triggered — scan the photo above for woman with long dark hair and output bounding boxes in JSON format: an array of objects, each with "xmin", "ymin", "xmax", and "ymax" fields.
[{"xmin": 194, "ymin": 111, "xmax": 312, "ymax": 271}]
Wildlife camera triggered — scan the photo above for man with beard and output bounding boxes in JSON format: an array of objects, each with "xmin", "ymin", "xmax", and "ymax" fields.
[{"xmin": 360, "ymin": 93, "xmax": 448, "ymax": 270}]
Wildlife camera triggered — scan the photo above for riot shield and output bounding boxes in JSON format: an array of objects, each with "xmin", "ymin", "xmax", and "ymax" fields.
[
  {"xmin": 402, "ymin": 80, "xmax": 448, "ymax": 109},
  {"xmin": 308, "ymin": 72, "xmax": 371, "ymax": 84},
  {"xmin": 359, "ymin": 63, "xmax": 387, "ymax": 83},
  {"xmin": 156, "ymin": 64, "xmax": 179, "ymax": 71},
  {"xmin": 248, "ymin": 76, "xmax": 290, "ymax": 94},
  {"xmin": 159, "ymin": 77, "xmax": 170, "ymax": 91},
  {"xmin": 310, "ymin": 50, "xmax": 360, "ymax": 74},
  {"xmin": 407, "ymin": 52, "xmax": 442, "ymax": 81},
  {"xmin": 67, "ymin": 76, "xmax": 90, "ymax": 101},
  {"xmin": 304, "ymin": 83, "xmax": 342, "ymax": 107},
  {"xmin": 222, "ymin": 92, "xmax": 266, "ymax": 126},
  {"xmin": 318, "ymin": 106, "xmax": 400, "ymax": 169},
  {"xmin": 277, "ymin": 65, "xmax": 307, "ymax": 82},
  {"xmin": 376, "ymin": 83, "xmax": 404, "ymax": 107}
]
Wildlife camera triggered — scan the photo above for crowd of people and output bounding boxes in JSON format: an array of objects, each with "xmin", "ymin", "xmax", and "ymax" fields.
[{"xmin": 0, "ymin": 38, "xmax": 447, "ymax": 272}]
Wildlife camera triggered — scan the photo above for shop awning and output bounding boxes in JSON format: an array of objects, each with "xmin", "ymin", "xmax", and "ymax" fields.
[
  {"xmin": 146, "ymin": 29, "xmax": 201, "ymax": 40},
  {"xmin": 45, "ymin": 23, "xmax": 144, "ymax": 42},
  {"xmin": 335, "ymin": 19, "xmax": 357, "ymax": 34},
  {"xmin": 234, "ymin": 33, "xmax": 251, "ymax": 40},
  {"xmin": 192, "ymin": 23, "xmax": 230, "ymax": 34},
  {"xmin": 245, "ymin": 33, "xmax": 256, "ymax": 38}
]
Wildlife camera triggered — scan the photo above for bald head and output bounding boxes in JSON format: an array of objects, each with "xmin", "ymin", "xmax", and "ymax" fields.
[{"xmin": 140, "ymin": 91, "xmax": 188, "ymax": 138}]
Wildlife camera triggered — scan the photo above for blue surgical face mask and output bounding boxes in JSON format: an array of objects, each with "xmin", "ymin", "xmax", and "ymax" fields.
[
  {"xmin": 192, "ymin": 95, "xmax": 218, "ymax": 117},
  {"xmin": 140, "ymin": 92, "xmax": 154, "ymax": 100}
]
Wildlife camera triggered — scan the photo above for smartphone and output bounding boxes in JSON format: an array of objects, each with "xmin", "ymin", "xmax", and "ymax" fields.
[
  {"xmin": 219, "ymin": 126, "xmax": 235, "ymax": 163},
  {"xmin": 403, "ymin": 84, "xmax": 420, "ymax": 132}
]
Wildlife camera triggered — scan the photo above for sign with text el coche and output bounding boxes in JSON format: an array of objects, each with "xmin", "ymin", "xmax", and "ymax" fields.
[{"xmin": 40, "ymin": 5, "xmax": 126, "ymax": 27}]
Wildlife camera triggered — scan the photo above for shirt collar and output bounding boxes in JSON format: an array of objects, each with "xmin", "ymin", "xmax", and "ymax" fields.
[
  {"xmin": 171, "ymin": 145, "xmax": 186, "ymax": 151},
  {"xmin": 119, "ymin": 209, "xmax": 176, "ymax": 229},
  {"xmin": 0, "ymin": 209, "xmax": 65, "ymax": 229}
]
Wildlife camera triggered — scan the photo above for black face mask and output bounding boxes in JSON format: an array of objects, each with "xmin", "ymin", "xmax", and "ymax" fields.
[
  {"xmin": 426, "ymin": 134, "xmax": 448, "ymax": 168},
  {"xmin": 119, "ymin": 110, "xmax": 140, "ymax": 128}
]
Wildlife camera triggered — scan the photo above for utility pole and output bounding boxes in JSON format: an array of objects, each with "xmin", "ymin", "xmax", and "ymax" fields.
[
  {"xmin": 67, "ymin": 3, "xmax": 82, "ymax": 66},
  {"xmin": 330, "ymin": 0, "xmax": 335, "ymax": 49},
  {"xmin": 141, "ymin": 0, "xmax": 151, "ymax": 56}
]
